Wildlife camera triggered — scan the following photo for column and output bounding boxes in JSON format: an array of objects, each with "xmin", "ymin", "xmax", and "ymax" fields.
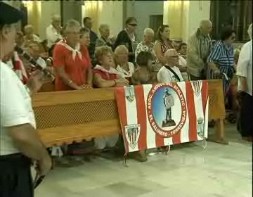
[{"xmin": 163, "ymin": 0, "xmax": 210, "ymax": 42}]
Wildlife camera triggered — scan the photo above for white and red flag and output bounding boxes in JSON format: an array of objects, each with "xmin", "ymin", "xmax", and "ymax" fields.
[{"xmin": 115, "ymin": 81, "xmax": 209, "ymax": 153}]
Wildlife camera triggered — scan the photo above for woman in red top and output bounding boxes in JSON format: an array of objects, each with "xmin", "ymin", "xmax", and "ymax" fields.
[
  {"xmin": 53, "ymin": 19, "xmax": 92, "ymax": 91},
  {"xmin": 93, "ymin": 46, "xmax": 129, "ymax": 88}
]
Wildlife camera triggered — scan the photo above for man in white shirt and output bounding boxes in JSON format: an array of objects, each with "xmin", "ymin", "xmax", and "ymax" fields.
[
  {"xmin": 0, "ymin": 3, "xmax": 52, "ymax": 196},
  {"xmin": 46, "ymin": 14, "xmax": 62, "ymax": 48},
  {"xmin": 236, "ymin": 23, "xmax": 252, "ymax": 141},
  {"xmin": 157, "ymin": 49, "xmax": 184, "ymax": 83}
]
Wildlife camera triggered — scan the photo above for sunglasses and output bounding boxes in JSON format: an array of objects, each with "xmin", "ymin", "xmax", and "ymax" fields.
[{"xmin": 129, "ymin": 24, "xmax": 137, "ymax": 27}]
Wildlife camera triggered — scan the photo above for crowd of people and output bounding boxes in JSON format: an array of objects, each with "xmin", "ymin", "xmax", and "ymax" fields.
[
  {"xmin": 3, "ymin": 12, "xmax": 253, "ymax": 155},
  {"xmin": 0, "ymin": 2, "xmax": 252, "ymax": 196}
]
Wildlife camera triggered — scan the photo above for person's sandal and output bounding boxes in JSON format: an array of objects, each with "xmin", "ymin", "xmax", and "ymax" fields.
[
  {"xmin": 207, "ymin": 138, "xmax": 229, "ymax": 145},
  {"xmin": 214, "ymin": 138, "xmax": 229, "ymax": 145}
]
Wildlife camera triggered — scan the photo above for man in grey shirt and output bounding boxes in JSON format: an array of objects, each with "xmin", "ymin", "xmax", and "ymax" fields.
[{"xmin": 187, "ymin": 20, "xmax": 212, "ymax": 80}]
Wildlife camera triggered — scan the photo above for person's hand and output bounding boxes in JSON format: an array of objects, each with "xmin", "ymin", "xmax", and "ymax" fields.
[
  {"xmin": 212, "ymin": 67, "xmax": 221, "ymax": 79},
  {"xmin": 35, "ymin": 155, "xmax": 52, "ymax": 176},
  {"xmin": 26, "ymin": 69, "xmax": 52, "ymax": 94},
  {"xmin": 75, "ymin": 86, "xmax": 83, "ymax": 90},
  {"xmin": 115, "ymin": 78, "xmax": 129, "ymax": 87},
  {"xmin": 81, "ymin": 84, "xmax": 93, "ymax": 89}
]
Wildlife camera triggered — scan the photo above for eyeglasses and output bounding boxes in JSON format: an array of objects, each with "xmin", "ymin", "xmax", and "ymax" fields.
[{"xmin": 129, "ymin": 24, "xmax": 137, "ymax": 27}]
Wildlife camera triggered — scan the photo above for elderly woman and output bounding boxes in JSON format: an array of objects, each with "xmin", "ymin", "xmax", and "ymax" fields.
[
  {"xmin": 153, "ymin": 25, "xmax": 174, "ymax": 71},
  {"xmin": 53, "ymin": 19, "xmax": 92, "ymax": 91},
  {"xmin": 95, "ymin": 24, "xmax": 113, "ymax": 49},
  {"xmin": 114, "ymin": 17, "xmax": 138, "ymax": 63},
  {"xmin": 93, "ymin": 46, "xmax": 129, "ymax": 88},
  {"xmin": 207, "ymin": 26, "xmax": 236, "ymax": 95},
  {"xmin": 114, "ymin": 45, "xmax": 135, "ymax": 79},
  {"xmin": 93, "ymin": 46, "xmax": 128, "ymax": 150},
  {"xmin": 135, "ymin": 28, "xmax": 155, "ymax": 60},
  {"xmin": 207, "ymin": 26, "xmax": 236, "ymax": 144}
]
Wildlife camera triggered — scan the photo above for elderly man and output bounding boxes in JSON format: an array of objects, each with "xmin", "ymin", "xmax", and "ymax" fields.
[
  {"xmin": 157, "ymin": 49, "xmax": 184, "ymax": 83},
  {"xmin": 23, "ymin": 24, "xmax": 41, "ymax": 46},
  {"xmin": 0, "ymin": 2, "xmax": 52, "ymax": 196},
  {"xmin": 95, "ymin": 24, "xmax": 113, "ymax": 48},
  {"xmin": 135, "ymin": 28, "xmax": 155, "ymax": 60},
  {"xmin": 187, "ymin": 20, "xmax": 212, "ymax": 80},
  {"xmin": 46, "ymin": 14, "xmax": 62, "ymax": 48},
  {"xmin": 236, "ymin": 24, "xmax": 252, "ymax": 142}
]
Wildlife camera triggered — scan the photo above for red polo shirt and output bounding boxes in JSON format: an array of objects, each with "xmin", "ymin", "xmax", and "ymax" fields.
[{"xmin": 53, "ymin": 42, "xmax": 91, "ymax": 91}]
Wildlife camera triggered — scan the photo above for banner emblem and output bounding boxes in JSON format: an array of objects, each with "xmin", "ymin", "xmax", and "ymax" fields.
[
  {"xmin": 147, "ymin": 83, "xmax": 187, "ymax": 138},
  {"xmin": 125, "ymin": 124, "xmax": 140, "ymax": 149}
]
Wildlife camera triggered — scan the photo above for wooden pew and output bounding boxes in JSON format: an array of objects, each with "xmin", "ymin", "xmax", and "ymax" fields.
[{"xmin": 33, "ymin": 80, "xmax": 225, "ymax": 147}]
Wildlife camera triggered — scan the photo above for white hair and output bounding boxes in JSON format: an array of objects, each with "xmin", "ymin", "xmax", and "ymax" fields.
[
  {"xmin": 164, "ymin": 48, "xmax": 177, "ymax": 57},
  {"xmin": 248, "ymin": 23, "xmax": 252, "ymax": 40},
  {"xmin": 143, "ymin": 28, "xmax": 154, "ymax": 36},
  {"xmin": 114, "ymin": 45, "xmax": 128, "ymax": 54},
  {"xmin": 63, "ymin": 19, "xmax": 80, "ymax": 33}
]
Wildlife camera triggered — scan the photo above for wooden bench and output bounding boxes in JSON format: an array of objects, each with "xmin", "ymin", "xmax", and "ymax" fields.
[{"xmin": 32, "ymin": 80, "xmax": 225, "ymax": 147}]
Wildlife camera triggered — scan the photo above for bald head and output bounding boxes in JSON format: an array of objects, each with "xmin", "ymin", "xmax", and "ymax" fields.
[
  {"xmin": 199, "ymin": 20, "xmax": 212, "ymax": 36},
  {"xmin": 24, "ymin": 24, "xmax": 34, "ymax": 35},
  {"xmin": 51, "ymin": 14, "xmax": 61, "ymax": 28},
  {"xmin": 164, "ymin": 49, "xmax": 179, "ymax": 67},
  {"xmin": 165, "ymin": 49, "xmax": 178, "ymax": 58},
  {"xmin": 200, "ymin": 20, "xmax": 212, "ymax": 28}
]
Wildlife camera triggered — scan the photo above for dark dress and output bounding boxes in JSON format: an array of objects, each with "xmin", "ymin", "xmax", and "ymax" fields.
[
  {"xmin": 88, "ymin": 30, "xmax": 98, "ymax": 66},
  {"xmin": 114, "ymin": 30, "xmax": 135, "ymax": 63}
]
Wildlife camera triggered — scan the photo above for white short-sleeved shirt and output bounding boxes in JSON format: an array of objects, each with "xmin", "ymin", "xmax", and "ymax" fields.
[
  {"xmin": 116, "ymin": 62, "xmax": 135, "ymax": 78},
  {"xmin": 157, "ymin": 65, "xmax": 184, "ymax": 83},
  {"xmin": 46, "ymin": 24, "xmax": 62, "ymax": 48},
  {"xmin": 236, "ymin": 40, "xmax": 252, "ymax": 96},
  {"xmin": 0, "ymin": 61, "xmax": 36, "ymax": 155}
]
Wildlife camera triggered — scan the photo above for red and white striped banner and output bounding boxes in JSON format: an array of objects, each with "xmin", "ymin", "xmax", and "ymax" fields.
[{"xmin": 115, "ymin": 81, "xmax": 209, "ymax": 153}]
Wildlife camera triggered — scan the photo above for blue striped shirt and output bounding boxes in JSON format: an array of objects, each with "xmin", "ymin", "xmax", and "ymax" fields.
[
  {"xmin": 207, "ymin": 41, "xmax": 235, "ymax": 94},
  {"xmin": 207, "ymin": 41, "xmax": 234, "ymax": 70}
]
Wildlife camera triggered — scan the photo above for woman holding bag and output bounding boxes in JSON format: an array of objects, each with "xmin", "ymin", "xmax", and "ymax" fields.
[{"xmin": 207, "ymin": 26, "xmax": 236, "ymax": 95}]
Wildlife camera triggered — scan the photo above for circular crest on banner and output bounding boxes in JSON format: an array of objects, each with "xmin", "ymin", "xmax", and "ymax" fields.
[{"xmin": 147, "ymin": 83, "xmax": 187, "ymax": 138}]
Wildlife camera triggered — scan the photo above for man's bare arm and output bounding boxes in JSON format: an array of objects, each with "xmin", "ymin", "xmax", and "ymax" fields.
[{"xmin": 8, "ymin": 123, "xmax": 50, "ymax": 161}]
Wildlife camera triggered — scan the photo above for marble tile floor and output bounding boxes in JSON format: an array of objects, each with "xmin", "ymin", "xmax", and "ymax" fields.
[{"xmin": 35, "ymin": 124, "xmax": 252, "ymax": 197}]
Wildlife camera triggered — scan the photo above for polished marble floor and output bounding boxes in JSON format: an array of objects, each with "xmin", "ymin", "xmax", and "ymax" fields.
[{"xmin": 35, "ymin": 124, "xmax": 252, "ymax": 197}]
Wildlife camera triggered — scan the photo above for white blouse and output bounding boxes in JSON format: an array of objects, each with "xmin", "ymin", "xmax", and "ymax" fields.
[{"xmin": 116, "ymin": 62, "xmax": 135, "ymax": 78}]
